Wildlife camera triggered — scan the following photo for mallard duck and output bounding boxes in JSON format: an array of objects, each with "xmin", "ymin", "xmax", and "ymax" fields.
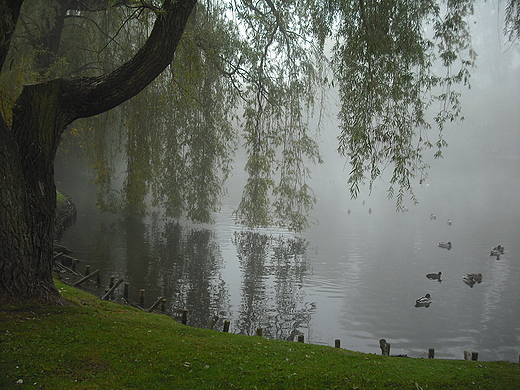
[
  {"xmin": 415, "ymin": 293, "xmax": 432, "ymax": 305},
  {"xmin": 463, "ymin": 273, "xmax": 483, "ymax": 286},
  {"xmin": 465, "ymin": 273, "xmax": 482, "ymax": 281},
  {"xmin": 438, "ymin": 241, "xmax": 452, "ymax": 249},
  {"xmin": 491, "ymin": 245, "xmax": 504, "ymax": 255},
  {"xmin": 426, "ymin": 272, "xmax": 442, "ymax": 281}
]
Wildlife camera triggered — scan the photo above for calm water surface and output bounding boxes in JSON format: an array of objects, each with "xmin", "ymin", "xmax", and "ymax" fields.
[{"xmin": 57, "ymin": 151, "xmax": 520, "ymax": 362}]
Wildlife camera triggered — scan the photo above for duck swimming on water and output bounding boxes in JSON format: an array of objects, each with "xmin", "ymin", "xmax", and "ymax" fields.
[
  {"xmin": 426, "ymin": 272, "xmax": 442, "ymax": 282},
  {"xmin": 438, "ymin": 241, "xmax": 452, "ymax": 250},
  {"xmin": 490, "ymin": 245, "xmax": 504, "ymax": 256},
  {"xmin": 464, "ymin": 273, "xmax": 482, "ymax": 282},
  {"xmin": 415, "ymin": 293, "xmax": 432, "ymax": 307},
  {"xmin": 463, "ymin": 273, "xmax": 483, "ymax": 287}
]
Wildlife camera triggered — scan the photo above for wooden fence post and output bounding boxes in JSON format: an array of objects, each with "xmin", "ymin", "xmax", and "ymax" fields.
[
  {"xmin": 123, "ymin": 283, "xmax": 129, "ymax": 301},
  {"xmin": 147, "ymin": 297, "xmax": 164, "ymax": 313},
  {"xmin": 182, "ymin": 309, "xmax": 188, "ymax": 325},
  {"xmin": 73, "ymin": 269, "xmax": 100, "ymax": 287},
  {"xmin": 101, "ymin": 279, "xmax": 124, "ymax": 300},
  {"xmin": 160, "ymin": 298, "xmax": 166, "ymax": 313},
  {"xmin": 379, "ymin": 339, "xmax": 390, "ymax": 356},
  {"xmin": 85, "ymin": 265, "xmax": 90, "ymax": 276},
  {"xmin": 464, "ymin": 351, "xmax": 471, "ymax": 360},
  {"xmin": 297, "ymin": 334, "xmax": 304, "ymax": 343},
  {"xmin": 223, "ymin": 320, "xmax": 230, "ymax": 333},
  {"xmin": 139, "ymin": 289, "xmax": 145, "ymax": 307},
  {"xmin": 109, "ymin": 276, "xmax": 115, "ymax": 298},
  {"xmin": 428, "ymin": 348, "xmax": 435, "ymax": 358},
  {"xmin": 335, "ymin": 339, "xmax": 341, "ymax": 348},
  {"xmin": 256, "ymin": 328, "xmax": 263, "ymax": 337},
  {"xmin": 471, "ymin": 352, "xmax": 479, "ymax": 361},
  {"xmin": 207, "ymin": 315, "xmax": 219, "ymax": 330}
]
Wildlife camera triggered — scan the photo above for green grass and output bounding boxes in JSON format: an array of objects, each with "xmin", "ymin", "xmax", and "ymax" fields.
[{"xmin": 1, "ymin": 281, "xmax": 519, "ymax": 389}]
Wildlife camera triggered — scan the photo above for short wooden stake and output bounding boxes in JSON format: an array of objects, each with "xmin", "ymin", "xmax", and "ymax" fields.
[
  {"xmin": 147, "ymin": 297, "xmax": 164, "ymax": 312},
  {"xmin": 464, "ymin": 350, "xmax": 471, "ymax": 360},
  {"xmin": 335, "ymin": 339, "xmax": 341, "ymax": 348},
  {"xmin": 379, "ymin": 339, "xmax": 390, "ymax": 356},
  {"xmin": 96, "ymin": 272, "xmax": 101, "ymax": 287},
  {"xmin": 73, "ymin": 269, "xmax": 100, "ymax": 287},
  {"xmin": 160, "ymin": 298, "xmax": 166, "ymax": 313},
  {"xmin": 428, "ymin": 348, "xmax": 435, "ymax": 358},
  {"xmin": 256, "ymin": 328, "xmax": 263, "ymax": 337},
  {"xmin": 101, "ymin": 279, "xmax": 124, "ymax": 300},
  {"xmin": 123, "ymin": 283, "xmax": 129, "ymax": 300},
  {"xmin": 297, "ymin": 334, "xmax": 304, "ymax": 343},
  {"xmin": 471, "ymin": 352, "xmax": 479, "ymax": 361},
  {"xmin": 139, "ymin": 289, "xmax": 145, "ymax": 307},
  {"xmin": 182, "ymin": 309, "xmax": 188, "ymax": 325},
  {"xmin": 72, "ymin": 259, "xmax": 77, "ymax": 272},
  {"xmin": 85, "ymin": 265, "xmax": 90, "ymax": 275},
  {"xmin": 223, "ymin": 320, "xmax": 230, "ymax": 333}
]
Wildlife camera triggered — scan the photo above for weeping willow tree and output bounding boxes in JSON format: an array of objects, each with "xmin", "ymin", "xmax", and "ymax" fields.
[
  {"xmin": 56, "ymin": 1, "xmax": 324, "ymax": 231},
  {"xmin": 1, "ymin": 0, "xmax": 518, "ymax": 303}
]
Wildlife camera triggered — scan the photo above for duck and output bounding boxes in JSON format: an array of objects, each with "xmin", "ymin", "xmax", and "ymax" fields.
[
  {"xmin": 465, "ymin": 273, "xmax": 482, "ymax": 281},
  {"xmin": 438, "ymin": 241, "xmax": 452, "ymax": 250},
  {"xmin": 491, "ymin": 245, "xmax": 504, "ymax": 255},
  {"xmin": 463, "ymin": 273, "xmax": 483, "ymax": 286},
  {"xmin": 430, "ymin": 213, "xmax": 436, "ymax": 220},
  {"xmin": 426, "ymin": 272, "xmax": 442, "ymax": 281},
  {"xmin": 447, "ymin": 219, "xmax": 452, "ymax": 225},
  {"xmin": 416, "ymin": 293, "xmax": 431, "ymax": 304},
  {"xmin": 415, "ymin": 293, "xmax": 432, "ymax": 307}
]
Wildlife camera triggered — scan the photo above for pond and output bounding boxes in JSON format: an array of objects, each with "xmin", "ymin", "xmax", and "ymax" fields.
[{"xmin": 56, "ymin": 132, "xmax": 520, "ymax": 362}]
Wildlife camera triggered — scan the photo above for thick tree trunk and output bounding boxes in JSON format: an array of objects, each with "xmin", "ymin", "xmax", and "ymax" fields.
[
  {"xmin": 0, "ymin": 0, "xmax": 196, "ymax": 304},
  {"xmin": 0, "ymin": 114, "xmax": 61, "ymax": 304}
]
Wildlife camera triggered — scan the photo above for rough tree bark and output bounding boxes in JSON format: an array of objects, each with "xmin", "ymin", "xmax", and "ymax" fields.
[{"xmin": 0, "ymin": 0, "xmax": 197, "ymax": 304}]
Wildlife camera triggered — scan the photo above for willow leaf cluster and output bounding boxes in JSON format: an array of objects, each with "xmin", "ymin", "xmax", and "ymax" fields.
[
  {"xmin": 332, "ymin": 0, "xmax": 475, "ymax": 208},
  {"xmin": 6, "ymin": 0, "xmax": 516, "ymax": 231}
]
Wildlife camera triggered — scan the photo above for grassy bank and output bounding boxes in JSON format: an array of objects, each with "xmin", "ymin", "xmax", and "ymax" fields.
[{"xmin": 1, "ymin": 281, "xmax": 518, "ymax": 389}]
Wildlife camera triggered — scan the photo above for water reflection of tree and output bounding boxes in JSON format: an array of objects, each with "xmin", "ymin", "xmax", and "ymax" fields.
[
  {"xmin": 123, "ymin": 218, "xmax": 229, "ymax": 328},
  {"xmin": 233, "ymin": 231, "xmax": 314, "ymax": 340}
]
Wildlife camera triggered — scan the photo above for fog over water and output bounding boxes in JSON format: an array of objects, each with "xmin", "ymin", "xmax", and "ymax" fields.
[{"xmin": 56, "ymin": 3, "xmax": 520, "ymax": 362}]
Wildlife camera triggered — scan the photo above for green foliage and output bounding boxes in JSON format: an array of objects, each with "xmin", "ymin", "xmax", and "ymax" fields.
[
  {"xmin": 1, "ymin": 281, "xmax": 520, "ymax": 389},
  {"xmin": 505, "ymin": 0, "xmax": 520, "ymax": 40},
  {"xmin": 333, "ymin": 0, "xmax": 475, "ymax": 209},
  {"xmin": 5, "ymin": 0, "xmax": 518, "ymax": 230}
]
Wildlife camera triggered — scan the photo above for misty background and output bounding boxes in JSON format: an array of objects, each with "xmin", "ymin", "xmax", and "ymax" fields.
[{"xmin": 56, "ymin": 2, "xmax": 520, "ymax": 362}]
